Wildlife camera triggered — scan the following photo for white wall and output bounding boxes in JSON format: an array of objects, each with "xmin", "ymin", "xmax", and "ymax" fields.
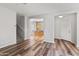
[
  {"xmin": 27, "ymin": 18, "xmax": 32, "ymax": 39},
  {"xmin": 25, "ymin": 16, "xmax": 33, "ymax": 40},
  {"xmin": 25, "ymin": 16, "xmax": 28, "ymax": 40},
  {"xmin": 0, "ymin": 6, "xmax": 16, "ymax": 48},
  {"xmin": 42, "ymin": 14, "xmax": 54, "ymax": 43},
  {"xmin": 71, "ymin": 13, "xmax": 77, "ymax": 44},
  {"xmin": 77, "ymin": 12, "xmax": 79, "ymax": 47}
]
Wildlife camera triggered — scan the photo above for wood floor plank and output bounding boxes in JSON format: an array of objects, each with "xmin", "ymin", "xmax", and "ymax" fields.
[
  {"xmin": 0, "ymin": 39, "xmax": 79, "ymax": 56},
  {"xmin": 35, "ymin": 42, "xmax": 47, "ymax": 56},
  {"xmin": 65, "ymin": 41, "xmax": 79, "ymax": 55},
  {"xmin": 61, "ymin": 40, "xmax": 73, "ymax": 56},
  {"xmin": 59, "ymin": 39, "xmax": 70, "ymax": 56},
  {"xmin": 64, "ymin": 41, "xmax": 78, "ymax": 56}
]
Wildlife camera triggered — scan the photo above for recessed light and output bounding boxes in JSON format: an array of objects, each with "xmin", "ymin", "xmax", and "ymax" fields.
[
  {"xmin": 58, "ymin": 16, "xmax": 63, "ymax": 18},
  {"xmin": 30, "ymin": 18, "xmax": 44, "ymax": 22}
]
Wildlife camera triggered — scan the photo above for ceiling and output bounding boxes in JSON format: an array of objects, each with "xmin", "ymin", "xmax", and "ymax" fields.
[{"xmin": 0, "ymin": 3, "xmax": 79, "ymax": 16}]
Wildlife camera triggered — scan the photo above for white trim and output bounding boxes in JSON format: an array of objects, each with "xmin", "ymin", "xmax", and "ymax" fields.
[{"xmin": 44, "ymin": 39, "xmax": 54, "ymax": 43}]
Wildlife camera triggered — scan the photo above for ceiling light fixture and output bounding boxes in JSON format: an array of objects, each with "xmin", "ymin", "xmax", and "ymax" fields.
[
  {"xmin": 30, "ymin": 18, "xmax": 44, "ymax": 22},
  {"xmin": 58, "ymin": 15, "xmax": 63, "ymax": 18}
]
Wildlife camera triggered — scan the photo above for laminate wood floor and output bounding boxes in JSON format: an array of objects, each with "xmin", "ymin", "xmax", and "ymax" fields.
[{"xmin": 0, "ymin": 39, "xmax": 79, "ymax": 56}]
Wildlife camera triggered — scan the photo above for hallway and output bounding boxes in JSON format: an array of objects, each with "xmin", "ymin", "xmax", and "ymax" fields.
[{"xmin": 0, "ymin": 39, "xmax": 79, "ymax": 56}]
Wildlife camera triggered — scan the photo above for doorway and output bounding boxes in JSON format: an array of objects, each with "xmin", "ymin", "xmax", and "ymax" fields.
[
  {"xmin": 16, "ymin": 15, "xmax": 25, "ymax": 43},
  {"xmin": 54, "ymin": 13, "xmax": 77, "ymax": 43},
  {"xmin": 29, "ymin": 18, "xmax": 44, "ymax": 43}
]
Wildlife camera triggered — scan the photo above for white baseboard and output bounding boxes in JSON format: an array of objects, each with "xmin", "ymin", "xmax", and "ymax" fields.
[
  {"xmin": 0, "ymin": 41, "xmax": 16, "ymax": 48},
  {"xmin": 44, "ymin": 40, "xmax": 54, "ymax": 43}
]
